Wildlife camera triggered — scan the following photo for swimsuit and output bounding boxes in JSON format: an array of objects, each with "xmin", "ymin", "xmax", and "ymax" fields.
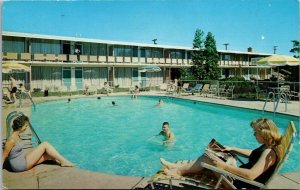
[
  {"xmin": 233, "ymin": 145, "xmax": 278, "ymax": 188},
  {"xmin": 8, "ymin": 141, "xmax": 27, "ymax": 172}
]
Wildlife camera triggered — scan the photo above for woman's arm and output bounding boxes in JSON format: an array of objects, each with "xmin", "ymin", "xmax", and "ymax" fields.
[
  {"xmin": 224, "ymin": 146, "xmax": 253, "ymax": 158},
  {"xmin": 2, "ymin": 139, "xmax": 15, "ymax": 165},
  {"xmin": 213, "ymin": 148, "xmax": 276, "ymax": 180}
]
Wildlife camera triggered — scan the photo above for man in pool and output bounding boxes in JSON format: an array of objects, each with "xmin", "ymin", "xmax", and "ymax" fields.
[
  {"xmin": 155, "ymin": 99, "xmax": 164, "ymax": 107},
  {"xmin": 158, "ymin": 122, "xmax": 175, "ymax": 143}
]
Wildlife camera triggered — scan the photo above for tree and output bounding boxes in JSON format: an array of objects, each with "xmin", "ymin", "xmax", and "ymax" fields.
[
  {"xmin": 203, "ymin": 32, "xmax": 220, "ymax": 80},
  {"xmin": 190, "ymin": 29, "xmax": 205, "ymax": 80},
  {"xmin": 290, "ymin": 40, "xmax": 299, "ymax": 58},
  {"xmin": 280, "ymin": 40, "xmax": 300, "ymax": 82},
  {"xmin": 179, "ymin": 67, "xmax": 194, "ymax": 80}
]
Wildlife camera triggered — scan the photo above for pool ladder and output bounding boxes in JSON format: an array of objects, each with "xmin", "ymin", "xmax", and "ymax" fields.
[
  {"xmin": 262, "ymin": 92, "xmax": 288, "ymax": 114},
  {"xmin": 18, "ymin": 92, "xmax": 36, "ymax": 111}
]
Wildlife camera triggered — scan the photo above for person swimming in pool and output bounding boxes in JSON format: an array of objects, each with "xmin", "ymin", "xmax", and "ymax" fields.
[
  {"xmin": 2, "ymin": 115, "xmax": 75, "ymax": 172},
  {"xmin": 155, "ymin": 99, "xmax": 164, "ymax": 107},
  {"xmin": 157, "ymin": 122, "xmax": 175, "ymax": 143}
]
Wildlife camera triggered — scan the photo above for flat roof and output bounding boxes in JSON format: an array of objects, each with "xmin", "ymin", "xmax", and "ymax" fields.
[{"xmin": 3, "ymin": 31, "xmax": 272, "ymax": 56}]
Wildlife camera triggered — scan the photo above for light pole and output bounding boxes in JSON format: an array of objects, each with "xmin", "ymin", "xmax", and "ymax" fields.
[
  {"xmin": 223, "ymin": 43, "xmax": 229, "ymax": 50},
  {"xmin": 152, "ymin": 39, "xmax": 157, "ymax": 45},
  {"xmin": 273, "ymin": 46, "xmax": 278, "ymax": 54}
]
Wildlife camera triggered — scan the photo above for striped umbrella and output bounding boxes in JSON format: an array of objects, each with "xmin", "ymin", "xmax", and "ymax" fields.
[
  {"xmin": 256, "ymin": 55, "xmax": 300, "ymax": 66},
  {"xmin": 256, "ymin": 55, "xmax": 299, "ymax": 88},
  {"xmin": 138, "ymin": 65, "xmax": 161, "ymax": 72},
  {"xmin": 2, "ymin": 62, "xmax": 30, "ymax": 73}
]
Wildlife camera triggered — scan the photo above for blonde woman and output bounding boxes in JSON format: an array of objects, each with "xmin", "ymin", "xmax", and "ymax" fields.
[
  {"xmin": 160, "ymin": 118, "xmax": 282, "ymax": 189},
  {"xmin": 2, "ymin": 115, "xmax": 74, "ymax": 172}
]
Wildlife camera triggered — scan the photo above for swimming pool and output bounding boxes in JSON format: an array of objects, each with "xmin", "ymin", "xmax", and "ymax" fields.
[{"xmin": 31, "ymin": 96, "xmax": 299, "ymax": 177}]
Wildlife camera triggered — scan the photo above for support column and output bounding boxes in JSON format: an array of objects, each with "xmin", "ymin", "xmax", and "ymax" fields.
[{"xmin": 70, "ymin": 67, "xmax": 76, "ymax": 90}]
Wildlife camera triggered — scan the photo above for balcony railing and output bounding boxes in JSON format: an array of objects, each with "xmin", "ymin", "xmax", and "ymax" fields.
[{"xmin": 2, "ymin": 52, "xmax": 253, "ymax": 66}]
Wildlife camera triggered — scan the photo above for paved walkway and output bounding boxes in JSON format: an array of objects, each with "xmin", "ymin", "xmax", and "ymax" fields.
[{"xmin": 2, "ymin": 91, "xmax": 300, "ymax": 189}]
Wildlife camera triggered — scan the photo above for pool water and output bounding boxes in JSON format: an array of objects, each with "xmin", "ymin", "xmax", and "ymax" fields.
[{"xmin": 31, "ymin": 96, "xmax": 299, "ymax": 177}]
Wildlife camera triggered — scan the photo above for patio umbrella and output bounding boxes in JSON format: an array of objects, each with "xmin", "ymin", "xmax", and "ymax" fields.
[
  {"xmin": 256, "ymin": 55, "xmax": 300, "ymax": 66},
  {"xmin": 256, "ymin": 54, "xmax": 300, "ymax": 88},
  {"xmin": 138, "ymin": 65, "xmax": 161, "ymax": 90},
  {"xmin": 2, "ymin": 62, "xmax": 30, "ymax": 73},
  {"xmin": 138, "ymin": 65, "xmax": 161, "ymax": 72}
]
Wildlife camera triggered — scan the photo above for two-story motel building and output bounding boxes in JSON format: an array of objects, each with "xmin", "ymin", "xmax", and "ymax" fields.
[{"xmin": 2, "ymin": 31, "xmax": 273, "ymax": 91}]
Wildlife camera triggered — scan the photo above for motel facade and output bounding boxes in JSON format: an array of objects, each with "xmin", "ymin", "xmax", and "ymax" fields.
[{"xmin": 2, "ymin": 31, "xmax": 273, "ymax": 91}]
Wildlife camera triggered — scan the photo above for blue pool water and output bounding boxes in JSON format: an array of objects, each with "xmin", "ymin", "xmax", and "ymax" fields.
[{"xmin": 31, "ymin": 96, "xmax": 299, "ymax": 177}]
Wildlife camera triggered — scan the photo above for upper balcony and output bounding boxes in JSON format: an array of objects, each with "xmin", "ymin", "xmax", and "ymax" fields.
[{"xmin": 2, "ymin": 52, "xmax": 253, "ymax": 67}]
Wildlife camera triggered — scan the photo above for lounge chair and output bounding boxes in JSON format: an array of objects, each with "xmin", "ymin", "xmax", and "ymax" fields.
[
  {"xmin": 199, "ymin": 84, "xmax": 210, "ymax": 97},
  {"xmin": 2, "ymin": 87, "xmax": 10, "ymax": 101},
  {"xmin": 166, "ymin": 84, "xmax": 177, "ymax": 96},
  {"xmin": 159, "ymin": 83, "xmax": 168, "ymax": 92},
  {"xmin": 255, "ymin": 86, "xmax": 267, "ymax": 100},
  {"xmin": 179, "ymin": 83, "xmax": 190, "ymax": 95},
  {"xmin": 290, "ymin": 91, "xmax": 300, "ymax": 100},
  {"xmin": 218, "ymin": 84, "xmax": 226, "ymax": 96},
  {"xmin": 219, "ymin": 85, "xmax": 235, "ymax": 99},
  {"xmin": 189, "ymin": 83, "xmax": 203, "ymax": 94},
  {"xmin": 147, "ymin": 121, "xmax": 296, "ymax": 189},
  {"xmin": 207, "ymin": 84, "xmax": 218, "ymax": 97},
  {"xmin": 89, "ymin": 86, "xmax": 98, "ymax": 95}
]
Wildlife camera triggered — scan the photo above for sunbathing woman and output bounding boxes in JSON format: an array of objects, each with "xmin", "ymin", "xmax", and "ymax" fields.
[
  {"xmin": 160, "ymin": 118, "xmax": 282, "ymax": 188},
  {"xmin": 2, "ymin": 115, "xmax": 74, "ymax": 172}
]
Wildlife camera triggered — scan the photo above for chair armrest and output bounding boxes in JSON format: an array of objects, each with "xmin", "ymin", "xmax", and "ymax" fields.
[{"xmin": 200, "ymin": 162, "xmax": 265, "ymax": 188}]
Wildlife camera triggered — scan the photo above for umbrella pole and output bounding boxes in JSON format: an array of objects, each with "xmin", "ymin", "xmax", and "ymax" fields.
[{"xmin": 277, "ymin": 67, "xmax": 279, "ymax": 89}]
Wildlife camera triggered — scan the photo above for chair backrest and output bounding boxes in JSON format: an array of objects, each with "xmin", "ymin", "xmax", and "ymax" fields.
[
  {"xmin": 201, "ymin": 84, "xmax": 210, "ymax": 92},
  {"xmin": 182, "ymin": 83, "xmax": 189, "ymax": 89},
  {"xmin": 6, "ymin": 111, "xmax": 42, "ymax": 144},
  {"xmin": 227, "ymin": 85, "xmax": 235, "ymax": 92},
  {"xmin": 160, "ymin": 83, "xmax": 167, "ymax": 90},
  {"xmin": 210, "ymin": 84, "xmax": 218, "ymax": 90},
  {"xmin": 194, "ymin": 83, "xmax": 203, "ymax": 89},
  {"xmin": 265, "ymin": 121, "xmax": 297, "ymax": 185}
]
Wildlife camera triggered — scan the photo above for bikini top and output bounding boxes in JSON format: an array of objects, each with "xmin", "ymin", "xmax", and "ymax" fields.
[{"xmin": 8, "ymin": 141, "xmax": 25, "ymax": 160}]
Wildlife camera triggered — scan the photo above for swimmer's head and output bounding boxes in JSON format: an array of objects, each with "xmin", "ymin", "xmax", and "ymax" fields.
[
  {"xmin": 162, "ymin": 122, "xmax": 169, "ymax": 132},
  {"xmin": 112, "ymin": 101, "xmax": 116, "ymax": 105},
  {"xmin": 97, "ymin": 97, "xmax": 101, "ymax": 100}
]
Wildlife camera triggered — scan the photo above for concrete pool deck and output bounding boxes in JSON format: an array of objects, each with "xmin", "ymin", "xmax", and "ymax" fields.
[{"xmin": 2, "ymin": 91, "xmax": 300, "ymax": 189}]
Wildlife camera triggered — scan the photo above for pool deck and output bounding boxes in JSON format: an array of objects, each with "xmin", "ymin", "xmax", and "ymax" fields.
[{"xmin": 2, "ymin": 91, "xmax": 300, "ymax": 189}]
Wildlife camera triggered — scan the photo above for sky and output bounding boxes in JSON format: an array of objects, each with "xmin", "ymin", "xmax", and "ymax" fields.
[{"xmin": 1, "ymin": 0, "xmax": 299, "ymax": 55}]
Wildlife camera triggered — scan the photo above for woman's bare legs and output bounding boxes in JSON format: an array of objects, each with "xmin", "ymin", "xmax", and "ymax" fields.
[
  {"xmin": 162, "ymin": 155, "xmax": 212, "ymax": 176},
  {"xmin": 25, "ymin": 142, "xmax": 74, "ymax": 170},
  {"xmin": 160, "ymin": 158, "xmax": 181, "ymax": 169}
]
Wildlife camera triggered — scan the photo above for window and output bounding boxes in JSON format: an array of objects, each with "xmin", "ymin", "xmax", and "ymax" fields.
[
  {"xmin": 31, "ymin": 39, "xmax": 60, "ymax": 54},
  {"xmin": 132, "ymin": 46, "xmax": 138, "ymax": 57},
  {"xmin": 140, "ymin": 48, "xmax": 146, "ymax": 57},
  {"xmin": 222, "ymin": 54, "xmax": 231, "ymax": 61},
  {"xmin": 3, "ymin": 36, "xmax": 25, "ymax": 53}
]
